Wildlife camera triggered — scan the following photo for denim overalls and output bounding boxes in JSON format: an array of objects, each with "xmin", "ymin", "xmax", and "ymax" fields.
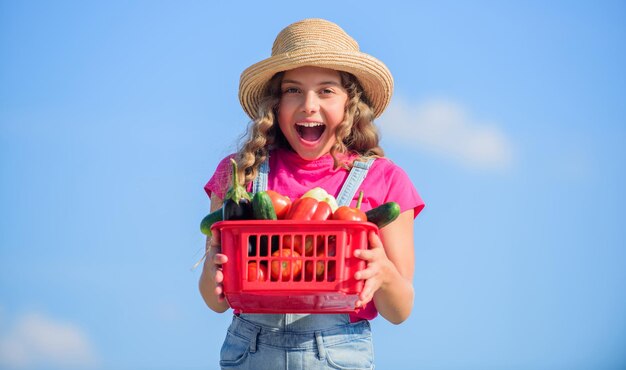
[{"xmin": 219, "ymin": 157, "xmax": 376, "ymax": 370}]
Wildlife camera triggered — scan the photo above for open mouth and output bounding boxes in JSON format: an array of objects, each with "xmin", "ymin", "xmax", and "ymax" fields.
[{"xmin": 295, "ymin": 122, "xmax": 326, "ymax": 142}]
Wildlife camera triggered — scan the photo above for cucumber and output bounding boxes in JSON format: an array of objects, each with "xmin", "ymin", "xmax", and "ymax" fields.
[
  {"xmin": 365, "ymin": 202, "xmax": 401, "ymax": 228},
  {"xmin": 252, "ymin": 191, "xmax": 277, "ymax": 220},
  {"xmin": 200, "ymin": 208, "xmax": 223, "ymax": 236}
]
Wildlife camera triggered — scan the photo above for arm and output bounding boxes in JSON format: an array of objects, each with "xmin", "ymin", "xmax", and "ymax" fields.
[
  {"xmin": 198, "ymin": 194, "xmax": 231, "ymax": 313},
  {"xmin": 354, "ymin": 209, "xmax": 415, "ymax": 324}
]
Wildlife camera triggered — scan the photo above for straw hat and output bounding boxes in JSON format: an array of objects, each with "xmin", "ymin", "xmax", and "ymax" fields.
[{"xmin": 239, "ymin": 18, "xmax": 394, "ymax": 120}]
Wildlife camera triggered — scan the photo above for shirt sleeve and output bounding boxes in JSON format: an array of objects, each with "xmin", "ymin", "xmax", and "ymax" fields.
[
  {"xmin": 204, "ymin": 154, "xmax": 237, "ymax": 200},
  {"xmin": 382, "ymin": 160, "xmax": 425, "ymax": 219}
]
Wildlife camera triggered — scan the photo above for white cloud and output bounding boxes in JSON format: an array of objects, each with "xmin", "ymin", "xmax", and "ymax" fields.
[
  {"xmin": 0, "ymin": 311, "xmax": 99, "ymax": 369},
  {"xmin": 379, "ymin": 97, "xmax": 514, "ymax": 171}
]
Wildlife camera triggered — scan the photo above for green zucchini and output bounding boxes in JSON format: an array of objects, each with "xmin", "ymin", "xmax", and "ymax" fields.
[
  {"xmin": 252, "ymin": 191, "xmax": 277, "ymax": 220},
  {"xmin": 200, "ymin": 208, "xmax": 223, "ymax": 236},
  {"xmin": 365, "ymin": 202, "xmax": 401, "ymax": 228}
]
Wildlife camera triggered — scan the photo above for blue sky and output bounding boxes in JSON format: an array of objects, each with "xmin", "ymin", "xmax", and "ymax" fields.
[{"xmin": 1, "ymin": 1, "xmax": 625, "ymax": 369}]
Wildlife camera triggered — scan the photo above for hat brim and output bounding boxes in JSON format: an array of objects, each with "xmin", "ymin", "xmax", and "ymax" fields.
[{"xmin": 239, "ymin": 50, "xmax": 393, "ymax": 120}]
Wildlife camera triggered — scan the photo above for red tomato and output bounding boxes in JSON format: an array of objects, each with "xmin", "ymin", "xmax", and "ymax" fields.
[
  {"xmin": 247, "ymin": 262, "xmax": 268, "ymax": 282},
  {"xmin": 331, "ymin": 205, "xmax": 367, "ymax": 221},
  {"xmin": 270, "ymin": 248, "xmax": 302, "ymax": 281},
  {"xmin": 304, "ymin": 238, "xmax": 338, "ymax": 280},
  {"xmin": 324, "ymin": 238, "xmax": 337, "ymax": 281},
  {"xmin": 331, "ymin": 191, "xmax": 366, "ymax": 222},
  {"xmin": 266, "ymin": 190, "xmax": 292, "ymax": 219},
  {"xmin": 305, "ymin": 249, "xmax": 326, "ymax": 280},
  {"xmin": 326, "ymin": 236, "xmax": 337, "ymax": 257},
  {"xmin": 282, "ymin": 235, "xmax": 320, "ymax": 256}
]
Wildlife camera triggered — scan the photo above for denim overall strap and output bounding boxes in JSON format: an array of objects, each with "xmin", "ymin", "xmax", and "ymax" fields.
[
  {"xmin": 335, "ymin": 158, "xmax": 376, "ymax": 207},
  {"xmin": 251, "ymin": 156, "xmax": 270, "ymax": 194}
]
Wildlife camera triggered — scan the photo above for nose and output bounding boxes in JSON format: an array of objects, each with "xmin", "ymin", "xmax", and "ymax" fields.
[{"xmin": 302, "ymin": 91, "xmax": 319, "ymax": 114}]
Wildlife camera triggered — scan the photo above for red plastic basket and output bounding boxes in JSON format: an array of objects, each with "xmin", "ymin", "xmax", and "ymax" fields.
[{"xmin": 211, "ymin": 220, "xmax": 378, "ymax": 314}]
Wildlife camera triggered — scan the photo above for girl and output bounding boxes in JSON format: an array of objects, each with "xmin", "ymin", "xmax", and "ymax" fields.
[{"xmin": 199, "ymin": 18, "xmax": 425, "ymax": 370}]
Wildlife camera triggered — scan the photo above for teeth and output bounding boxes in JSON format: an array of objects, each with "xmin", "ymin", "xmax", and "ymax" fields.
[{"xmin": 295, "ymin": 122, "xmax": 325, "ymax": 127}]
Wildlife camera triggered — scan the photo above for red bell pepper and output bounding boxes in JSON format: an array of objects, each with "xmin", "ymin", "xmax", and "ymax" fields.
[
  {"xmin": 332, "ymin": 191, "xmax": 367, "ymax": 222},
  {"xmin": 286, "ymin": 197, "xmax": 333, "ymax": 221},
  {"xmin": 311, "ymin": 201, "xmax": 333, "ymax": 220}
]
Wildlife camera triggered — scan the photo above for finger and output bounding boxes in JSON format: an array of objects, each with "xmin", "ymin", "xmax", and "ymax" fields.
[
  {"xmin": 368, "ymin": 231, "xmax": 383, "ymax": 249},
  {"xmin": 360, "ymin": 289, "xmax": 374, "ymax": 305},
  {"xmin": 214, "ymin": 285, "xmax": 225, "ymax": 302},
  {"xmin": 213, "ymin": 253, "xmax": 228, "ymax": 265},
  {"xmin": 358, "ymin": 289, "xmax": 374, "ymax": 307},
  {"xmin": 355, "ymin": 283, "xmax": 375, "ymax": 308},
  {"xmin": 210, "ymin": 229, "xmax": 221, "ymax": 247},
  {"xmin": 354, "ymin": 232, "xmax": 383, "ymax": 259},
  {"xmin": 214, "ymin": 269, "xmax": 224, "ymax": 283},
  {"xmin": 354, "ymin": 266, "xmax": 376, "ymax": 281},
  {"xmin": 354, "ymin": 248, "xmax": 378, "ymax": 261},
  {"xmin": 361, "ymin": 275, "xmax": 381, "ymax": 301}
]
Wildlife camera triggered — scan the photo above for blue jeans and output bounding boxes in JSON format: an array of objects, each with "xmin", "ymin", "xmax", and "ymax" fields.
[{"xmin": 219, "ymin": 313, "xmax": 375, "ymax": 369}]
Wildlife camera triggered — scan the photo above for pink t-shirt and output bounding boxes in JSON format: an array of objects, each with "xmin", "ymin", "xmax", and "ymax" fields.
[{"xmin": 204, "ymin": 148, "xmax": 425, "ymax": 320}]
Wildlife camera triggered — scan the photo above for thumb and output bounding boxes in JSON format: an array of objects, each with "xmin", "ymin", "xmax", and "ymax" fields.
[{"xmin": 210, "ymin": 229, "xmax": 221, "ymax": 247}]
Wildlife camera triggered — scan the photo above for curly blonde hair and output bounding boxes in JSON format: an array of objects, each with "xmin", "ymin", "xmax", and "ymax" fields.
[{"xmin": 235, "ymin": 71, "xmax": 384, "ymax": 186}]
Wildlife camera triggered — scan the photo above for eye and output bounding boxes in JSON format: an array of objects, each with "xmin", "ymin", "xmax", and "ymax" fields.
[
  {"xmin": 320, "ymin": 88, "xmax": 334, "ymax": 95},
  {"xmin": 283, "ymin": 87, "xmax": 300, "ymax": 94}
]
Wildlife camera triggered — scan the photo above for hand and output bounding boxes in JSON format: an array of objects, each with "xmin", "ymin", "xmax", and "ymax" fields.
[
  {"xmin": 353, "ymin": 231, "xmax": 394, "ymax": 309},
  {"xmin": 205, "ymin": 229, "xmax": 229, "ymax": 302}
]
